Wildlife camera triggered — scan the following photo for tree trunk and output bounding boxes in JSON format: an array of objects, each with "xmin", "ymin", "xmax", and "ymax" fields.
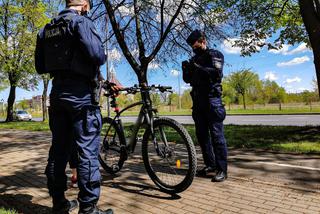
[
  {"xmin": 310, "ymin": 101, "xmax": 312, "ymax": 111},
  {"xmin": 137, "ymin": 66, "xmax": 148, "ymax": 85},
  {"xmin": 299, "ymin": 0, "xmax": 320, "ymax": 97},
  {"xmin": 279, "ymin": 102, "xmax": 282, "ymax": 111},
  {"xmin": 137, "ymin": 66, "xmax": 153, "ymax": 109},
  {"xmin": 242, "ymin": 94, "xmax": 246, "ymax": 110},
  {"xmin": 5, "ymin": 83, "xmax": 16, "ymax": 122},
  {"xmin": 42, "ymin": 77, "xmax": 49, "ymax": 121}
]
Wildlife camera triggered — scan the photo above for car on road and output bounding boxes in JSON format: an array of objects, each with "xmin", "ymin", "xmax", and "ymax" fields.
[{"xmin": 13, "ymin": 110, "xmax": 32, "ymax": 121}]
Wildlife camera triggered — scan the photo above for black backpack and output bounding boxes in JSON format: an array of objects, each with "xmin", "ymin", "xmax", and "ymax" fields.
[{"xmin": 43, "ymin": 15, "xmax": 75, "ymax": 74}]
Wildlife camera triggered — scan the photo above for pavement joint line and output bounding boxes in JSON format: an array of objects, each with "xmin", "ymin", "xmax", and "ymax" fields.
[
  {"xmin": 255, "ymin": 161, "xmax": 320, "ymax": 171},
  {"xmin": 229, "ymin": 176, "xmax": 320, "ymax": 194}
]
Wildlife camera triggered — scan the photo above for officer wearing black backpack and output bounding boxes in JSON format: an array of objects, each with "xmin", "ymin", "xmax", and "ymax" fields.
[
  {"xmin": 35, "ymin": 0, "xmax": 113, "ymax": 213},
  {"xmin": 182, "ymin": 30, "xmax": 228, "ymax": 182}
]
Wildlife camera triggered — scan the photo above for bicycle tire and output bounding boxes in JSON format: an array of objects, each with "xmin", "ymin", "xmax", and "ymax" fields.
[
  {"xmin": 142, "ymin": 117, "xmax": 197, "ymax": 194},
  {"xmin": 99, "ymin": 117, "xmax": 127, "ymax": 174}
]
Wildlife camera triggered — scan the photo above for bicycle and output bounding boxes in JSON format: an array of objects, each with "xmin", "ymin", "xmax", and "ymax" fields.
[{"xmin": 99, "ymin": 82, "xmax": 197, "ymax": 194}]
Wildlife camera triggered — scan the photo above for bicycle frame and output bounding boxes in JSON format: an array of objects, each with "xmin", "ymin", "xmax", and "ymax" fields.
[{"xmin": 107, "ymin": 93, "xmax": 158, "ymax": 154}]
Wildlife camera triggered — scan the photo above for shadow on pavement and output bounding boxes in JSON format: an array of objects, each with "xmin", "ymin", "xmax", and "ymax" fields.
[
  {"xmin": 0, "ymin": 193, "xmax": 51, "ymax": 214},
  {"xmin": 100, "ymin": 162, "xmax": 182, "ymax": 200},
  {"xmin": 227, "ymin": 149, "xmax": 320, "ymax": 191}
]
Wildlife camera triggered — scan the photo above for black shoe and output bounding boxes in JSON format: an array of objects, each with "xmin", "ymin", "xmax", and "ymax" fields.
[
  {"xmin": 52, "ymin": 199, "xmax": 78, "ymax": 214},
  {"xmin": 212, "ymin": 171, "xmax": 228, "ymax": 182},
  {"xmin": 196, "ymin": 166, "xmax": 216, "ymax": 177},
  {"xmin": 79, "ymin": 206, "xmax": 113, "ymax": 214}
]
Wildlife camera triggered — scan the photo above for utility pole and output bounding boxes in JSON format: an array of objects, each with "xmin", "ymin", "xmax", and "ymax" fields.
[
  {"xmin": 178, "ymin": 71, "xmax": 182, "ymax": 110},
  {"xmin": 105, "ymin": 13, "xmax": 111, "ymax": 117}
]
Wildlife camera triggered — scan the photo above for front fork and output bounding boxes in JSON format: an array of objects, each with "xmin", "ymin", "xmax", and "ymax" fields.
[
  {"xmin": 112, "ymin": 118, "xmax": 128, "ymax": 161},
  {"xmin": 141, "ymin": 90, "xmax": 169, "ymax": 158},
  {"xmin": 146, "ymin": 108, "xmax": 170, "ymax": 158}
]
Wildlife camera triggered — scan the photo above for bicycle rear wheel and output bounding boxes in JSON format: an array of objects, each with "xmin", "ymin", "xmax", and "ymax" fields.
[
  {"xmin": 99, "ymin": 117, "xmax": 126, "ymax": 174},
  {"xmin": 142, "ymin": 117, "xmax": 197, "ymax": 194}
]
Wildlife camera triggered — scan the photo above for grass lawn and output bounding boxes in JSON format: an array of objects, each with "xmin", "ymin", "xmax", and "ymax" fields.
[
  {"xmin": 0, "ymin": 208, "xmax": 17, "ymax": 214},
  {"xmin": 1, "ymin": 121, "xmax": 320, "ymax": 154},
  {"xmin": 0, "ymin": 121, "xmax": 49, "ymax": 131},
  {"xmin": 226, "ymin": 109, "xmax": 320, "ymax": 115}
]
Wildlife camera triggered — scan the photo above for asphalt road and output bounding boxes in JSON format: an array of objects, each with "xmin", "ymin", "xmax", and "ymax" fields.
[
  {"xmin": 1, "ymin": 114, "xmax": 320, "ymax": 126},
  {"xmin": 121, "ymin": 114, "xmax": 320, "ymax": 126}
]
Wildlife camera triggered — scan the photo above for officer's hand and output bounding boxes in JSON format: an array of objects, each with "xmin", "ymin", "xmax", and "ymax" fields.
[
  {"xmin": 189, "ymin": 59, "xmax": 199, "ymax": 70},
  {"xmin": 103, "ymin": 81, "xmax": 120, "ymax": 92},
  {"xmin": 111, "ymin": 84, "xmax": 122, "ymax": 92}
]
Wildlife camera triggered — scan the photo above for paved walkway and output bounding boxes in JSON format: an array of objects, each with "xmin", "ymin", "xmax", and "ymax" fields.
[{"xmin": 0, "ymin": 129, "xmax": 320, "ymax": 214}]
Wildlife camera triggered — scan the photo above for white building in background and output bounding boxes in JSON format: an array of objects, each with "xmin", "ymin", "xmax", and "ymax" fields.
[{"xmin": 108, "ymin": 63, "xmax": 123, "ymax": 87}]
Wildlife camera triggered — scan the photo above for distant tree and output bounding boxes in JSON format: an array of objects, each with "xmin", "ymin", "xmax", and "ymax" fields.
[
  {"xmin": 301, "ymin": 90, "xmax": 319, "ymax": 110},
  {"xmin": 312, "ymin": 77, "xmax": 319, "ymax": 95},
  {"xmin": 40, "ymin": 75, "xmax": 50, "ymax": 121},
  {"xmin": 16, "ymin": 99, "xmax": 29, "ymax": 110},
  {"xmin": 0, "ymin": 77, "xmax": 8, "ymax": 92},
  {"xmin": 222, "ymin": 81, "xmax": 236, "ymax": 110},
  {"xmin": 215, "ymin": 0, "xmax": 320, "ymax": 95},
  {"xmin": 262, "ymin": 80, "xmax": 286, "ymax": 110},
  {"xmin": 247, "ymin": 75, "xmax": 263, "ymax": 106},
  {"xmin": 181, "ymin": 89, "xmax": 192, "ymax": 109},
  {"xmin": 151, "ymin": 93, "xmax": 161, "ymax": 107},
  {"xmin": 0, "ymin": 0, "xmax": 48, "ymax": 121},
  {"xmin": 226, "ymin": 69, "xmax": 258, "ymax": 110},
  {"xmin": 168, "ymin": 93, "xmax": 179, "ymax": 111}
]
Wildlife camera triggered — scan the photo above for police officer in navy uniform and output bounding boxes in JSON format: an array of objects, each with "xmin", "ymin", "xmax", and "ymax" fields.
[
  {"xmin": 182, "ymin": 30, "xmax": 228, "ymax": 182},
  {"xmin": 35, "ymin": 0, "xmax": 113, "ymax": 213}
]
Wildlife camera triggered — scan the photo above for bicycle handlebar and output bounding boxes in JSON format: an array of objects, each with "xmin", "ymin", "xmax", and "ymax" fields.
[
  {"xmin": 122, "ymin": 85, "xmax": 172, "ymax": 93},
  {"xmin": 103, "ymin": 82, "xmax": 173, "ymax": 97}
]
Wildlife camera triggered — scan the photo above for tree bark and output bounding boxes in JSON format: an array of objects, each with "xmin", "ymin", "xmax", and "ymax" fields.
[
  {"xmin": 137, "ymin": 66, "xmax": 148, "ymax": 85},
  {"xmin": 42, "ymin": 77, "xmax": 49, "ymax": 121},
  {"xmin": 242, "ymin": 93, "xmax": 246, "ymax": 110},
  {"xmin": 299, "ymin": 0, "xmax": 320, "ymax": 96},
  {"xmin": 5, "ymin": 83, "xmax": 16, "ymax": 122}
]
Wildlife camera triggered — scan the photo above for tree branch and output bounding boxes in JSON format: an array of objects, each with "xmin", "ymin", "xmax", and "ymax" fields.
[
  {"xmin": 278, "ymin": 0, "xmax": 289, "ymax": 16},
  {"xmin": 102, "ymin": 0, "xmax": 140, "ymax": 72},
  {"xmin": 134, "ymin": 0, "xmax": 146, "ymax": 61},
  {"xmin": 147, "ymin": 0, "xmax": 185, "ymax": 63},
  {"xmin": 160, "ymin": 0, "xmax": 165, "ymax": 36}
]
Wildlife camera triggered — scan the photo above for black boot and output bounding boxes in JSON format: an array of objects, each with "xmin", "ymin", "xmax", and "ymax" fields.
[
  {"xmin": 212, "ymin": 171, "xmax": 228, "ymax": 182},
  {"xmin": 196, "ymin": 166, "xmax": 216, "ymax": 177},
  {"xmin": 52, "ymin": 197, "xmax": 78, "ymax": 214},
  {"xmin": 79, "ymin": 204, "xmax": 113, "ymax": 214}
]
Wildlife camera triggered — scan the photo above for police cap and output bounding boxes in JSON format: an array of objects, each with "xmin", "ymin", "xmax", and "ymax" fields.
[
  {"xmin": 186, "ymin": 29, "xmax": 205, "ymax": 46},
  {"xmin": 66, "ymin": 0, "xmax": 93, "ymax": 9}
]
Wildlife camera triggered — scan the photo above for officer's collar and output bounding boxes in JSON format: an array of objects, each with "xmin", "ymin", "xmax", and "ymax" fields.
[{"xmin": 59, "ymin": 8, "xmax": 80, "ymax": 16}]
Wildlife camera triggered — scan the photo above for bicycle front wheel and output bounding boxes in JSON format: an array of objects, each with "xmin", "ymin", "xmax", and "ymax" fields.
[
  {"xmin": 99, "ymin": 117, "xmax": 126, "ymax": 174},
  {"xmin": 142, "ymin": 117, "xmax": 197, "ymax": 194}
]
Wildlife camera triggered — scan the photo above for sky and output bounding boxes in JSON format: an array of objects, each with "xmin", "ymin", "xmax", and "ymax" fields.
[{"xmin": 0, "ymin": 37, "xmax": 315, "ymax": 102}]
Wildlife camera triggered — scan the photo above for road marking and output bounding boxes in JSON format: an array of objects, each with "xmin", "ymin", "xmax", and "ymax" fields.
[
  {"xmin": 256, "ymin": 161, "xmax": 320, "ymax": 171},
  {"xmin": 242, "ymin": 120, "xmax": 279, "ymax": 122},
  {"xmin": 288, "ymin": 117, "xmax": 308, "ymax": 120}
]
